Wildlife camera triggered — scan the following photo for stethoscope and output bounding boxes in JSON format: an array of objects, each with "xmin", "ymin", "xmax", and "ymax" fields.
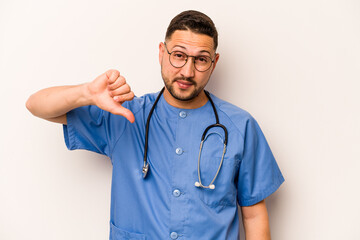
[{"xmin": 142, "ymin": 87, "xmax": 228, "ymax": 190}]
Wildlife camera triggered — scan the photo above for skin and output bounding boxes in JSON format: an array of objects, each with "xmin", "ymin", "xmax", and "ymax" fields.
[
  {"xmin": 26, "ymin": 70, "xmax": 136, "ymax": 124},
  {"xmin": 26, "ymin": 29, "xmax": 271, "ymax": 240},
  {"xmin": 159, "ymin": 30, "xmax": 219, "ymax": 109},
  {"xmin": 242, "ymin": 200, "xmax": 271, "ymax": 240}
]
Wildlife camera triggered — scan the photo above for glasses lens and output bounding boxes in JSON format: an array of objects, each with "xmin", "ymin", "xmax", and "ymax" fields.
[
  {"xmin": 194, "ymin": 56, "xmax": 212, "ymax": 72},
  {"xmin": 170, "ymin": 51, "xmax": 187, "ymax": 68},
  {"xmin": 169, "ymin": 50, "xmax": 213, "ymax": 72}
]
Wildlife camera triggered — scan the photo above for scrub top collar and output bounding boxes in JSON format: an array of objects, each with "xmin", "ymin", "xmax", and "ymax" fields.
[{"xmin": 156, "ymin": 91, "xmax": 213, "ymax": 119}]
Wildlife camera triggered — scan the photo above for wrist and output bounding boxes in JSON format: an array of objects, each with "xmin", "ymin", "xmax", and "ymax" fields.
[{"xmin": 81, "ymin": 83, "xmax": 95, "ymax": 106}]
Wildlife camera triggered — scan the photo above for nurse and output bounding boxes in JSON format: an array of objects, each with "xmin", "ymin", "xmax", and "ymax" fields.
[{"xmin": 26, "ymin": 10, "xmax": 284, "ymax": 240}]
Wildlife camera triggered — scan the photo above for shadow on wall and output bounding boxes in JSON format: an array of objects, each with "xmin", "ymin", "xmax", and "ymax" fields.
[
  {"xmin": 205, "ymin": 51, "xmax": 245, "ymax": 103},
  {"xmin": 206, "ymin": 55, "xmax": 230, "ymax": 96}
]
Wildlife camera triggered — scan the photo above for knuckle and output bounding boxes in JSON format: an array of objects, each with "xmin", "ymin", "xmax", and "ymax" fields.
[
  {"xmin": 124, "ymin": 84, "xmax": 131, "ymax": 92},
  {"xmin": 119, "ymin": 76, "xmax": 126, "ymax": 85},
  {"xmin": 118, "ymin": 77, "xmax": 125, "ymax": 86},
  {"xmin": 110, "ymin": 70, "xmax": 120, "ymax": 79},
  {"xmin": 110, "ymin": 69, "xmax": 119, "ymax": 75}
]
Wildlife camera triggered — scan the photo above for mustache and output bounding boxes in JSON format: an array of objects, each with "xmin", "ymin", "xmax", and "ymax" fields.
[{"xmin": 173, "ymin": 77, "xmax": 196, "ymax": 85}]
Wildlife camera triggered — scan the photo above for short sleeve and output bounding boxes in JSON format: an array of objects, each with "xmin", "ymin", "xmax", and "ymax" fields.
[
  {"xmin": 237, "ymin": 117, "xmax": 284, "ymax": 206},
  {"xmin": 63, "ymin": 105, "xmax": 128, "ymax": 158}
]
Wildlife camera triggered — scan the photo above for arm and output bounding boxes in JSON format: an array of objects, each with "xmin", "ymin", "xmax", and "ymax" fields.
[
  {"xmin": 241, "ymin": 200, "xmax": 271, "ymax": 240},
  {"xmin": 26, "ymin": 69, "xmax": 135, "ymax": 124}
]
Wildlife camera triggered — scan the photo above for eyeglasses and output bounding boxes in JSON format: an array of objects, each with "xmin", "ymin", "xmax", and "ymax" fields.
[{"xmin": 164, "ymin": 43, "xmax": 215, "ymax": 72}]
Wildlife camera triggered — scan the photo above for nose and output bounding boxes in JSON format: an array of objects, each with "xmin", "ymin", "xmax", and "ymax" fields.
[{"xmin": 180, "ymin": 57, "xmax": 195, "ymax": 78}]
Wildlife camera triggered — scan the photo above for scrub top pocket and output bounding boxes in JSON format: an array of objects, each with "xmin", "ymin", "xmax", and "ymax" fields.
[
  {"xmin": 194, "ymin": 131, "xmax": 237, "ymax": 208},
  {"xmin": 195, "ymin": 156, "xmax": 237, "ymax": 208},
  {"xmin": 110, "ymin": 222, "xmax": 146, "ymax": 240}
]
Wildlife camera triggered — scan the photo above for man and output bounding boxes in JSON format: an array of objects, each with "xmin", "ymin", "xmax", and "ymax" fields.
[{"xmin": 27, "ymin": 10, "xmax": 284, "ymax": 240}]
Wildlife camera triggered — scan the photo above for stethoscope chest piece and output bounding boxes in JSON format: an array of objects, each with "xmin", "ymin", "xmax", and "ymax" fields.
[
  {"xmin": 195, "ymin": 181, "xmax": 216, "ymax": 189},
  {"xmin": 195, "ymin": 126, "xmax": 228, "ymax": 190},
  {"xmin": 142, "ymin": 162, "xmax": 149, "ymax": 178}
]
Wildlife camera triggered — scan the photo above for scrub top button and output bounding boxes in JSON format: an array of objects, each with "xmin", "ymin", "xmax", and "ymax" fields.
[
  {"xmin": 173, "ymin": 189, "xmax": 181, "ymax": 197},
  {"xmin": 179, "ymin": 111, "xmax": 187, "ymax": 118},
  {"xmin": 175, "ymin": 148, "xmax": 183, "ymax": 155},
  {"xmin": 170, "ymin": 232, "xmax": 178, "ymax": 239}
]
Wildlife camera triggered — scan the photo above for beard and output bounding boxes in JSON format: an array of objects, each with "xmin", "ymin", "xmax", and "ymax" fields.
[{"xmin": 161, "ymin": 73, "xmax": 204, "ymax": 102}]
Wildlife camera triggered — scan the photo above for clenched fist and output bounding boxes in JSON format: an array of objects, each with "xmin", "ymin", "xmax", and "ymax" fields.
[{"xmin": 87, "ymin": 69, "xmax": 135, "ymax": 123}]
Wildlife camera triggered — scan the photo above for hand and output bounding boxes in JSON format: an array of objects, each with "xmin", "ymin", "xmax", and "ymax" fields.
[{"xmin": 87, "ymin": 69, "xmax": 135, "ymax": 123}]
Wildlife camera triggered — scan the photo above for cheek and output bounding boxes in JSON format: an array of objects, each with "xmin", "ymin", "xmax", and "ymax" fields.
[
  {"xmin": 161, "ymin": 62, "xmax": 173, "ymax": 80},
  {"xmin": 199, "ymin": 72, "xmax": 211, "ymax": 84},
  {"xmin": 162, "ymin": 62, "xmax": 179, "ymax": 77}
]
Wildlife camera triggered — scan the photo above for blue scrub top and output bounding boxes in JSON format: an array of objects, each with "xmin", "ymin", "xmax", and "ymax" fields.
[{"xmin": 63, "ymin": 91, "xmax": 284, "ymax": 240}]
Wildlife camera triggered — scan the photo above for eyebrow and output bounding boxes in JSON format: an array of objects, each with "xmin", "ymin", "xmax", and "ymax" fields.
[{"xmin": 171, "ymin": 45, "xmax": 212, "ymax": 56}]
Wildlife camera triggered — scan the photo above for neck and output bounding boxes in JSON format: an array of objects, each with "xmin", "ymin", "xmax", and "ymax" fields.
[{"xmin": 163, "ymin": 88, "xmax": 208, "ymax": 109}]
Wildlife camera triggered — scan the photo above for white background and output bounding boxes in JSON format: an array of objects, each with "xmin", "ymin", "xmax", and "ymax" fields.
[{"xmin": 1, "ymin": 0, "xmax": 359, "ymax": 239}]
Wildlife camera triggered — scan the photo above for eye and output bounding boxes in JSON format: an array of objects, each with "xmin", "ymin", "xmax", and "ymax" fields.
[
  {"xmin": 172, "ymin": 51, "xmax": 186, "ymax": 60},
  {"xmin": 196, "ymin": 56, "xmax": 209, "ymax": 63}
]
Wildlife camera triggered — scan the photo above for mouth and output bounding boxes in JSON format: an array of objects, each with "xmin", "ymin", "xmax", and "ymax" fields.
[{"xmin": 175, "ymin": 79, "xmax": 194, "ymax": 89}]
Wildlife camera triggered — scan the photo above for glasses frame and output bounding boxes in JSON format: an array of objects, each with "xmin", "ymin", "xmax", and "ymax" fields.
[{"xmin": 164, "ymin": 42, "xmax": 216, "ymax": 72}]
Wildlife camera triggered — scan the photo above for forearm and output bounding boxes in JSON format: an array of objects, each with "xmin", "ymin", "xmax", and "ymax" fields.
[
  {"xmin": 26, "ymin": 84, "xmax": 92, "ymax": 119},
  {"xmin": 27, "ymin": 70, "xmax": 136, "ymax": 123},
  {"xmin": 241, "ymin": 200, "xmax": 271, "ymax": 240},
  {"xmin": 243, "ymin": 213, "xmax": 270, "ymax": 240}
]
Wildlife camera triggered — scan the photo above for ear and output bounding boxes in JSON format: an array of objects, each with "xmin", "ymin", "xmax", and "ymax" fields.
[
  {"xmin": 159, "ymin": 42, "xmax": 165, "ymax": 65},
  {"xmin": 210, "ymin": 53, "xmax": 220, "ymax": 74}
]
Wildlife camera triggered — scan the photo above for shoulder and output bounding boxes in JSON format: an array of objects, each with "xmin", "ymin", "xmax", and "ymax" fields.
[
  {"xmin": 123, "ymin": 91, "xmax": 159, "ymax": 115},
  {"xmin": 208, "ymin": 92, "xmax": 258, "ymax": 136}
]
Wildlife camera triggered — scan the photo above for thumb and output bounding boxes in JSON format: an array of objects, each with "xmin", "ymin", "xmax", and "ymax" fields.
[{"xmin": 111, "ymin": 104, "xmax": 135, "ymax": 123}]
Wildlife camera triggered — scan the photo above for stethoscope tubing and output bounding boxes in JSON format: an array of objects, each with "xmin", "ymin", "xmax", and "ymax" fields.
[
  {"xmin": 142, "ymin": 88, "xmax": 165, "ymax": 178},
  {"xmin": 142, "ymin": 87, "xmax": 228, "ymax": 190}
]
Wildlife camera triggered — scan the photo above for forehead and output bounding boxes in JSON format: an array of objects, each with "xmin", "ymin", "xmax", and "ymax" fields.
[{"xmin": 166, "ymin": 30, "xmax": 215, "ymax": 53}]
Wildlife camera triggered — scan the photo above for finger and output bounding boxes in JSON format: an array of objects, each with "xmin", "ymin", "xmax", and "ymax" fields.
[
  {"xmin": 105, "ymin": 69, "xmax": 120, "ymax": 84},
  {"xmin": 109, "ymin": 83, "xmax": 131, "ymax": 97},
  {"xmin": 111, "ymin": 105, "xmax": 135, "ymax": 123},
  {"xmin": 113, "ymin": 91, "xmax": 135, "ymax": 103},
  {"xmin": 122, "ymin": 108, "xmax": 135, "ymax": 123},
  {"xmin": 108, "ymin": 75, "xmax": 126, "ymax": 90}
]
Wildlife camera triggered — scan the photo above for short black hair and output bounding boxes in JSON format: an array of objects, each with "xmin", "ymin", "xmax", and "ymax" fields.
[{"xmin": 165, "ymin": 10, "xmax": 218, "ymax": 50}]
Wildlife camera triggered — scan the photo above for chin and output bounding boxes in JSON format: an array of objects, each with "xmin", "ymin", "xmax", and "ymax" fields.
[{"xmin": 172, "ymin": 88, "xmax": 200, "ymax": 102}]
